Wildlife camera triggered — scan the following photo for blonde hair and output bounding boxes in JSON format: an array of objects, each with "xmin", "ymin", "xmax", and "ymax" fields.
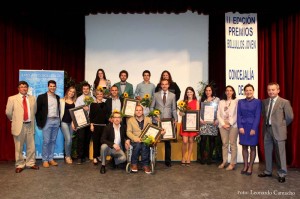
[{"xmin": 64, "ymin": 86, "xmax": 77, "ymax": 102}]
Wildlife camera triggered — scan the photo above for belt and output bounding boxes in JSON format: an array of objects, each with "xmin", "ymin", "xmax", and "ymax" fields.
[
  {"xmin": 23, "ymin": 121, "xmax": 31, "ymax": 124},
  {"xmin": 48, "ymin": 117, "xmax": 59, "ymax": 119}
]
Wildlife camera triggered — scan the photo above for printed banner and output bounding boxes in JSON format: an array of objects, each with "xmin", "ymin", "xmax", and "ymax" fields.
[
  {"xmin": 225, "ymin": 13, "xmax": 259, "ymax": 163},
  {"xmin": 19, "ymin": 70, "xmax": 64, "ymax": 159}
]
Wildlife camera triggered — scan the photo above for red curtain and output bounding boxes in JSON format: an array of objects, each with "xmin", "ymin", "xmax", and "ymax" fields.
[
  {"xmin": 0, "ymin": 15, "xmax": 85, "ymax": 161},
  {"xmin": 258, "ymin": 13, "xmax": 300, "ymax": 167}
]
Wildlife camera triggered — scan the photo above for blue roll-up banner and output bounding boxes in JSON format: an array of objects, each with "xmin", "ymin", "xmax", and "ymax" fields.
[{"xmin": 19, "ymin": 70, "xmax": 64, "ymax": 159}]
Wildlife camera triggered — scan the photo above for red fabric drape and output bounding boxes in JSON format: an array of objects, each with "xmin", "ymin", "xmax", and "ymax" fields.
[
  {"xmin": 0, "ymin": 15, "xmax": 85, "ymax": 161},
  {"xmin": 258, "ymin": 13, "xmax": 300, "ymax": 167}
]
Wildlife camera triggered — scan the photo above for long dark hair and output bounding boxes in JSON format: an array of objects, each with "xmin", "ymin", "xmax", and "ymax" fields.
[
  {"xmin": 159, "ymin": 70, "xmax": 173, "ymax": 84},
  {"xmin": 200, "ymin": 85, "xmax": 216, "ymax": 102},
  {"xmin": 183, "ymin": 87, "xmax": 197, "ymax": 101},
  {"xmin": 223, "ymin": 85, "xmax": 236, "ymax": 100},
  {"xmin": 93, "ymin": 69, "xmax": 107, "ymax": 88}
]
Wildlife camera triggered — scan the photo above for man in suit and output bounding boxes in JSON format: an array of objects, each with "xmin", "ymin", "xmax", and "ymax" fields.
[
  {"xmin": 6, "ymin": 81, "xmax": 39, "ymax": 173},
  {"xmin": 114, "ymin": 70, "xmax": 134, "ymax": 99},
  {"xmin": 150, "ymin": 79, "xmax": 178, "ymax": 167},
  {"xmin": 100, "ymin": 111, "xmax": 130, "ymax": 174},
  {"xmin": 258, "ymin": 82, "xmax": 294, "ymax": 183},
  {"xmin": 36, "ymin": 80, "xmax": 60, "ymax": 168}
]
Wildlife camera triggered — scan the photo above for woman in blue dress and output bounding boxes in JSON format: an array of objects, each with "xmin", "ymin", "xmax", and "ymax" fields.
[{"xmin": 237, "ymin": 84, "xmax": 261, "ymax": 175}]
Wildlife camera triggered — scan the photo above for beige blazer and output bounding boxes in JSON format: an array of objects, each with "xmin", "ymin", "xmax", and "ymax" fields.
[
  {"xmin": 6, "ymin": 94, "xmax": 36, "ymax": 136},
  {"xmin": 126, "ymin": 116, "xmax": 152, "ymax": 141},
  {"xmin": 217, "ymin": 99, "xmax": 238, "ymax": 128}
]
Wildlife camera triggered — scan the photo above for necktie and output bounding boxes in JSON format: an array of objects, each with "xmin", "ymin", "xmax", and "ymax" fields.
[
  {"xmin": 163, "ymin": 92, "xmax": 166, "ymax": 105},
  {"xmin": 23, "ymin": 95, "xmax": 29, "ymax": 121},
  {"xmin": 266, "ymin": 99, "xmax": 273, "ymax": 125}
]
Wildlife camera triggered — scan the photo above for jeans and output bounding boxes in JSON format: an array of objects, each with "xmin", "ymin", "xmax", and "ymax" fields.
[
  {"xmin": 100, "ymin": 144, "xmax": 126, "ymax": 166},
  {"xmin": 131, "ymin": 142, "xmax": 150, "ymax": 166},
  {"xmin": 61, "ymin": 122, "xmax": 73, "ymax": 157},
  {"xmin": 42, "ymin": 117, "xmax": 60, "ymax": 162}
]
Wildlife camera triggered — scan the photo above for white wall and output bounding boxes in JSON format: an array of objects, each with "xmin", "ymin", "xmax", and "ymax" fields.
[{"xmin": 85, "ymin": 12, "xmax": 209, "ymax": 101}]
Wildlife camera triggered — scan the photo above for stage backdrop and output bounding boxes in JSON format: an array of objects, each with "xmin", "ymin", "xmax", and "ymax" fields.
[
  {"xmin": 225, "ymin": 12, "xmax": 259, "ymax": 163},
  {"xmin": 19, "ymin": 70, "xmax": 64, "ymax": 159}
]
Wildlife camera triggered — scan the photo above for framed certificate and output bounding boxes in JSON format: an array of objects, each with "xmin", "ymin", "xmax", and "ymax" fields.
[
  {"xmin": 69, "ymin": 105, "xmax": 90, "ymax": 130},
  {"xmin": 159, "ymin": 118, "xmax": 176, "ymax": 140},
  {"xmin": 201, "ymin": 102, "xmax": 218, "ymax": 123},
  {"xmin": 182, "ymin": 110, "xmax": 200, "ymax": 131},
  {"xmin": 139, "ymin": 123, "xmax": 162, "ymax": 144},
  {"xmin": 121, "ymin": 98, "xmax": 139, "ymax": 117}
]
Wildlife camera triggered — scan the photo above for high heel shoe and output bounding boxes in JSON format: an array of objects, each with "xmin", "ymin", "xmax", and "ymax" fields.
[
  {"xmin": 218, "ymin": 162, "xmax": 226, "ymax": 169},
  {"xmin": 225, "ymin": 164, "xmax": 235, "ymax": 171},
  {"xmin": 93, "ymin": 158, "xmax": 98, "ymax": 165},
  {"xmin": 181, "ymin": 160, "xmax": 186, "ymax": 166},
  {"xmin": 245, "ymin": 167, "xmax": 252, "ymax": 176}
]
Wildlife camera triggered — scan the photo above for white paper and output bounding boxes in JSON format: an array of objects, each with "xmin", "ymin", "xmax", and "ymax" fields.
[
  {"xmin": 161, "ymin": 121, "xmax": 173, "ymax": 138},
  {"xmin": 74, "ymin": 109, "xmax": 87, "ymax": 126},
  {"xmin": 124, "ymin": 100, "xmax": 136, "ymax": 116}
]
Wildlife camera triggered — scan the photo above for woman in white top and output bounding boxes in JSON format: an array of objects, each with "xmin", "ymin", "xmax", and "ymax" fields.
[
  {"xmin": 93, "ymin": 68, "xmax": 111, "ymax": 98},
  {"xmin": 60, "ymin": 86, "xmax": 77, "ymax": 164},
  {"xmin": 217, "ymin": 85, "xmax": 238, "ymax": 170}
]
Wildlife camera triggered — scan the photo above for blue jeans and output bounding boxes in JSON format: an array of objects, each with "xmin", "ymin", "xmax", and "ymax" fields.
[
  {"xmin": 42, "ymin": 117, "xmax": 60, "ymax": 162},
  {"xmin": 60, "ymin": 122, "xmax": 73, "ymax": 157},
  {"xmin": 131, "ymin": 142, "xmax": 150, "ymax": 166}
]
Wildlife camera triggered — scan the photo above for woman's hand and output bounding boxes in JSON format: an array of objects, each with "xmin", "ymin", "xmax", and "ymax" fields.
[
  {"xmin": 250, "ymin": 129, "xmax": 256, "ymax": 136},
  {"xmin": 239, "ymin": 128, "xmax": 245, "ymax": 134}
]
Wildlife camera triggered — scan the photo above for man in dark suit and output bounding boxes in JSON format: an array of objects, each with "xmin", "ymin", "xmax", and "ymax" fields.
[
  {"xmin": 36, "ymin": 80, "xmax": 60, "ymax": 168},
  {"xmin": 258, "ymin": 82, "xmax": 294, "ymax": 183},
  {"xmin": 6, "ymin": 81, "xmax": 39, "ymax": 173},
  {"xmin": 150, "ymin": 79, "xmax": 178, "ymax": 167},
  {"xmin": 100, "ymin": 111, "xmax": 130, "ymax": 174},
  {"xmin": 113, "ymin": 70, "xmax": 134, "ymax": 99}
]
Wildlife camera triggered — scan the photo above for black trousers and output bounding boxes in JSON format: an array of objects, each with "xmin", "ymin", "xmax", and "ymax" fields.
[
  {"xmin": 77, "ymin": 126, "xmax": 91, "ymax": 159},
  {"xmin": 164, "ymin": 141, "xmax": 171, "ymax": 164},
  {"xmin": 92, "ymin": 126, "xmax": 105, "ymax": 158}
]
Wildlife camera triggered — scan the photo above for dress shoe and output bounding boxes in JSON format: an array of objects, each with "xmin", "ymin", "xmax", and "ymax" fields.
[
  {"xmin": 278, "ymin": 176, "xmax": 285, "ymax": 183},
  {"xmin": 49, "ymin": 160, "xmax": 58, "ymax": 166},
  {"xmin": 143, "ymin": 166, "xmax": 151, "ymax": 174},
  {"xmin": 100, "ymin": 165, "xmax": 106, "ymax": 174},
  {"xmin": 226, "ymin": 164, "xmax": 235, "ymax": 171},
  {"xmin": 165, "ymin": 162, "xmax": 172, "ymax": 167},
  {"xmin": 65, "ymin": 157, "xmax": 73, "ymax": 164},
  {"xmin": 131, "ymin": 164, "xmax": 138, "ymax": 172},
  {"xmin": 258, "ymin": 173, "xmax": 272, "ymax": 177},
  {"xmin": 29, "ymin": 165, "xmax": 39, "ymax": 170},
  {"xmin": 15, "ymin": 167, "xmax": 24, "ymax": 173},
  {"xmin": 43, "ymin": 161, "xmax": 50, "ymax": 168}
]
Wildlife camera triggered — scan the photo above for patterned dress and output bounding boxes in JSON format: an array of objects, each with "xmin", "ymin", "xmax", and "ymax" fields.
[
  {"xmin": 180, "ymin": 99, "xmax": 199, "ymax": 137},
  {"xmin": 200, "ymin": 97, "xmax": 220, "ymax": 136}
]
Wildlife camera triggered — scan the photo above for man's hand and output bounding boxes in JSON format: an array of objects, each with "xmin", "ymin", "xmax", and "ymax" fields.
[
  {"xmin": 125, "ymin": 140, "xmax": 131, "ymax": 150},
  {"xmin": 113, "ymin": 144, "xmax": 121, "ymax": 151}
]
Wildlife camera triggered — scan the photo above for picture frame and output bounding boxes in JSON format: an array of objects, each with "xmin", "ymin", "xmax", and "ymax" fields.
[
  {"xmin": 201, "ymin": 102, "xmax": 218, "ymax": 124},
  {"xmin": 139, "ymin": 123, "xmax": 162, "ymax": 144},
  {"xmin": 182, "ymin": 110, "xmax": 200, "ymax": 132},
  {"xmin": 69, "ymin": 105, "xmax": 90, "ymax": 130},
  {"xmin": 159, "ymin": 118, "xmax": 177, "ymax": 140},
  {"xmin": 121, "ymin": 98, "xmax": 139, "ymax": 117}
]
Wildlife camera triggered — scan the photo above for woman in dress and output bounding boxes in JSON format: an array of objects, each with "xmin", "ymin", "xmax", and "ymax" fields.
[
  {"xmin": 217, "ymin": 85, "xmax": 238, "ymax": 170},
  {"xmin": 179, "ymin": 87, "xmax": 199, "ymax": 166},
  {"xmin": 60, "ymin": 86, "xmax": 77, "ymax": 164},
  {"xmin": 199, "ymin": 85, "xmax": 220, "ymax": 165},
  {"xmin": 155, "ymin": 70, "xmax": 181, "ymax": 102},
  {"xmin": 93, "ymin": 68, "xmax": 111, "ymax": 98},
  {"xmin": 89, "ymin": 89, "xmax": 109, "ymax": 165},
  {"xmin": 237, "ymin": 84, "xmax": 261, "ymax": 175}
]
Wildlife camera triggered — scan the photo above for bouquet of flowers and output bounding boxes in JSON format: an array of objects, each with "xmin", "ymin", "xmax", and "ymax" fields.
[
  {"xmin": 96, "ymin": 85, "xmax": 110, "ymax": 97},
  {"xmin": 141, "ymin": 135, "xmax": 155, "ymax": 147},
  {"xmin": 177, "ymin": 100, "xmax": 189, "ymax": 112},
  {"xmin": 84, "ymin": 96, "xmax": 94, "ymax": 106},
  {"xmin": 123, "ymin": 92, "xmax": 129, "ymax": 98},
  {"xmin": 110, "ymin": 109, "xmax": 125, "ymax": 118},
  {"xmin": 140, "ymin": 94, "xmax": 152, "ymax": 108},
  {"xmin": 147, "ymin": 109, "xmax": 161, "ymax": 117}
]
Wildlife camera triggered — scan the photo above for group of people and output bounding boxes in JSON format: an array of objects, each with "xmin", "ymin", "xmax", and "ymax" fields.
[{"xmin": 5, "ymin": 68, "xmax": 294, "ymax": 182}]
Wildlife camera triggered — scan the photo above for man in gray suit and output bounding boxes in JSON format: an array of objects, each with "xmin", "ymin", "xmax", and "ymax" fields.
[
  {"xmin": 150, "ymin": 79, "xmax": 178, "ymax": 167},
  {"xmin": 258, "ymin": 82, "xmax": 294, "ymax": 183},
  {"xmin": 6, "ymin": 81, "xmax": 39, "ymax": 173}
]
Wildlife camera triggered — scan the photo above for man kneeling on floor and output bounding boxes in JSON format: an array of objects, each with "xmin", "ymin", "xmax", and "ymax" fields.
[{"xmin": 100, "ymin": 111, "xmax": 130, "ymax": 174}]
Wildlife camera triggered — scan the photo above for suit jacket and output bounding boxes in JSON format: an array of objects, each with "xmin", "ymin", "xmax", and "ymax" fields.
[
  {"xmin": 114, "ymin": 82, "xmax": 134, "ymax": 99},
  {"xmin": 101, "ymin": 123, "xmax": 128, "ymax": 150},
  {"xmin": 36, "ymin": 92, "xmax": 60, "ymax": 128},
  {"xmin": 150, "ymin": 91, "xmax": 178, "ymax": 121},
  {"xmin": 6, "ymin": 94, "xmax": 36, "ymax": 136},
  {"xmin": 262, "ymin": 96, "xmax": 293, "ymax": 141},
  {"xmin": 126, "ymin": 116, "xmax": 152, "ymax": 141},
  {"xmin": 105, "ymin": 97, "xmax": 124, "ymax": 117},
  {"xmin": 155, "ymin": 82, "xmax": 181, "ymax": 101}
]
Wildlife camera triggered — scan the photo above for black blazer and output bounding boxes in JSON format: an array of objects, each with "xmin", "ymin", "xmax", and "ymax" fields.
[
  {"xmin": 105, "ymin": 97, "xmax": 124, "ymax": 117},
  {"xmin": 36, "ymin": 92, "xmax": 60, "ymax": 128},
  {"xmin": 101, "ymin": 123, "xmax": 128, "ymax": 151}
]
